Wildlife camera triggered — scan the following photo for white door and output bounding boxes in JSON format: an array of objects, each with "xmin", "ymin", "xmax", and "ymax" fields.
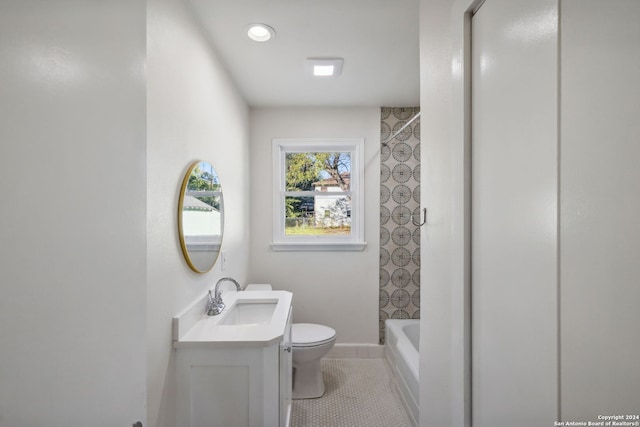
[
  {"xmin": 471, "ymin": 1, "xmax": 559, "ymax": 425},
  {"xmin": 559, "ymin": 0, "xmax": 640, "ymax": 419}
]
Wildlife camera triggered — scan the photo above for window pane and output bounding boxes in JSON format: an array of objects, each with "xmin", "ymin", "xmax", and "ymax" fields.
[
  {"xmin": 285, "ymin": 152, "xmax": 351, "ymax": 192},
  {"xmin": 284, "ymin": 196, "xmax": 352, "ymax": 236}
]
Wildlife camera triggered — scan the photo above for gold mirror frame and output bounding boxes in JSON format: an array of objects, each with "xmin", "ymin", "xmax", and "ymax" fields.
[{"xmin": 178, "ymin": 161, "xmax": 224, "ymax": 273}]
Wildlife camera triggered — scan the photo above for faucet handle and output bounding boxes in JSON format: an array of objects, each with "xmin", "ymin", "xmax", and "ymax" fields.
[
  {"xmin": 206, "ymin": 289, "xmax": 225, "ymax": 316},
  {"xmin": 206, "ymin": 290, "xmax": 218, "ymax": 316},
  {"xmin": 209, "ymin": 289, "xmax": 222, "ymax": 305}
]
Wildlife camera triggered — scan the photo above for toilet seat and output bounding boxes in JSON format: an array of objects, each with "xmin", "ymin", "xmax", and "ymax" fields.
[{"xmin": 292, "ymin": 323, "xmax": 336, "ymax": 348}]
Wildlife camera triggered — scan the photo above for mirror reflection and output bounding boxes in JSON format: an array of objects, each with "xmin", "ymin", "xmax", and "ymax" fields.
[{"xmin": 178, "ymin": 161, "xmax": 224, "ymax": 273}]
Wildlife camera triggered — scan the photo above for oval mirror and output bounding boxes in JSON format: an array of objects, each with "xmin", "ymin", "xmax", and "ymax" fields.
[{"xmin": 178, "ymin": 161, "xmax": 224, "ymax": 273}]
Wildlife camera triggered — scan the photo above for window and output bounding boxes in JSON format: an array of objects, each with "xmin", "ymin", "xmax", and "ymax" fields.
[{"xmin": 272, "ymin": 138, "xmax": 366, "ymax": 251}]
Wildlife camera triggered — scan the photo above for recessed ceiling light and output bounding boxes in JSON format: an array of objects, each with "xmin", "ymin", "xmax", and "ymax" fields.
[
  {"xmin": 306, "ymin": 58, "xmax": 344, "ymax": 77},
  {"xmin": 246, "ymin": 24, "xmax": 276, "ymax": 42},
  {"xmin": 314, "ymin": 65, "xmax": 335, "ymax": 76}
]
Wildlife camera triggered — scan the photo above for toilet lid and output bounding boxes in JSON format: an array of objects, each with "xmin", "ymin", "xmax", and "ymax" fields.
[{"xmin": 292, "ymin": 323, "xmax": 336, "ymax": 347}]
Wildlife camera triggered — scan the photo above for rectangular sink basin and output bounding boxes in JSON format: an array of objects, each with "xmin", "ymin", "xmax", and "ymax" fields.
[{"xmin": 218, "ymin": 301, "xmax": 278, "ymax": 326}]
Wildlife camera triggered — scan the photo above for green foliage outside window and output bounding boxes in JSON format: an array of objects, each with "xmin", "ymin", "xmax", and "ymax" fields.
[
  {"xmin": 283, "ymin": 152, "xmax": 351, "ymax": 235},
  {"xmin": 188, "ymin": 166, "xmax": 221, "ymax": 210}
]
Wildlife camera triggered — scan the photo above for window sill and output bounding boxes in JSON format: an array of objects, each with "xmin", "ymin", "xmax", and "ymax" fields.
[{"xmin": 270, "ymin": 241, "xmax": 367, "ymax": 252}]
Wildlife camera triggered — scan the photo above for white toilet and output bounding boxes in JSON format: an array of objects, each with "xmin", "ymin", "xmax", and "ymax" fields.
[{"xmin": 291, "ymin": 323, "xmax": 336, "ymax": 399}]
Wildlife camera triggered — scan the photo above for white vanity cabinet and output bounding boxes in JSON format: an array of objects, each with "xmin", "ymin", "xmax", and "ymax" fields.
[
  {"xmin": 174, "ymin": 291, "xmax": 293, "ymax": 427},
  {"xmin": 279, "ymin": 309, "xmax": 292, "ymax": 426}
]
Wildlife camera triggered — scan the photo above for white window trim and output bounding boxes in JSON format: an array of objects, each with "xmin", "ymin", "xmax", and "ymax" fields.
[{"xmin": 271, "ymin": 138, "xmax": 367, "ymax": 251}]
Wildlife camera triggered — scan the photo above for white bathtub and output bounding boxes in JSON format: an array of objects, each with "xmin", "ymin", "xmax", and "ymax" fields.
[{"xmin": 385, "ymin": 319, "xmax": 419, "ymax": 426}]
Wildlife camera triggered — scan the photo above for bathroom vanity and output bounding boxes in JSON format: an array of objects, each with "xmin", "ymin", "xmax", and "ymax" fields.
[{"xmin": 173, "ymin": 290, "xmax": 293, "ymax": 427}]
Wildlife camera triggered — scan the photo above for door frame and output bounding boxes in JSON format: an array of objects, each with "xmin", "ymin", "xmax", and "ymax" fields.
[{"xmin": 448, "ymin": 0, "xmax": 485, "ymax": 425}]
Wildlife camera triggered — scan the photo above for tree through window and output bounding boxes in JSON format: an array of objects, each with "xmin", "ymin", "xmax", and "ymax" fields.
[{"xmin": 285, "ymin": 152, "xmax": 351, "ymax": 236}]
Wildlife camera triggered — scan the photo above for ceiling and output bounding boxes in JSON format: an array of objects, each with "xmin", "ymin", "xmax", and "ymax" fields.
[{"xmin": 188, "ymin": 0, "xmax": 420, "ymax": 107}]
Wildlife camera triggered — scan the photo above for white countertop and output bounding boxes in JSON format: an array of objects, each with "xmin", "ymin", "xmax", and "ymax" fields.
[{"xmin": 173, "ymin": 290, "xmax": 292, "ymax": 349}]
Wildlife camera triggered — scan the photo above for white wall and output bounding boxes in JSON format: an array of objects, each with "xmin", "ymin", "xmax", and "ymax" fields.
[
  {"xmin": 0, "ymin": 1, "xmax": 147, "ymax": 426},
  {"xmin": 146, "ymin": 0, "xmax": 250, "ymax": 425},
  {"xmin": 249, "ymin": 107, "xmax": 380, "ymax": 344},
  {"xmin": 418, "ymin": 0, "xmax": 468, "ymax": 425}
]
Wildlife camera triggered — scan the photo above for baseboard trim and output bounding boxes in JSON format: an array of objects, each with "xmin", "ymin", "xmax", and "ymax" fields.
[{"xmin": 326, "ymin": 343, "xmax": 384, "ymax": 359}]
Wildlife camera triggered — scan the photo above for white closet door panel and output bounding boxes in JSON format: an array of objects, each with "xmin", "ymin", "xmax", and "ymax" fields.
[
  {"xmin": 560, "ymin": 0, "xmax": 640, "ymax": 419},
  {"xmin": 471, "ymin": 1, "xmax": 559, "ymax": 425}
]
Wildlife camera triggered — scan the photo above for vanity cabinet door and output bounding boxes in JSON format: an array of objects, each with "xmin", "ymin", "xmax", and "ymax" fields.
[{"xmin": 279, "ymin": 307, "xmax": 292, "ymax": 427}]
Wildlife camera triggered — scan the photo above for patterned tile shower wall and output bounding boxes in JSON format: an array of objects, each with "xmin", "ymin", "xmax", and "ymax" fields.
[{"xmin": 379, "ymin": 106, "xmax": 420, "ymax": 344}]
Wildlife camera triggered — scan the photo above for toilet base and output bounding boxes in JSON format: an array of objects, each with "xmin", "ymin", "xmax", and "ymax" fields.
[{"xmin": 292, "ymin": 359, "xmax": 325, "ymax": 399}]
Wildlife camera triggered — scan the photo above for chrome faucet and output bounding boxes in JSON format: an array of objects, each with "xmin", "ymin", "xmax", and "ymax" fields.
[{"xmin": 206, "ymin": 277, "xmax": 242, "ymax": 316}]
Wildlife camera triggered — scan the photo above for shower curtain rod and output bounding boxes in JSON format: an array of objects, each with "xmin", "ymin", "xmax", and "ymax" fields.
[{"xmin": 381, "ymin": 111, "xmax": 421, "ymax": 146}]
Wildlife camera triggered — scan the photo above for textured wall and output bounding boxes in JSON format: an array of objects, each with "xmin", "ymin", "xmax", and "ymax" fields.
[{"xmin": 379, "ymin": 106, "xmax": 421, "ymax": 343}]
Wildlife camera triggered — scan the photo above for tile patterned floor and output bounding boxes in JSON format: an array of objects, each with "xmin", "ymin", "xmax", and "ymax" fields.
[{"xmin": 290, "ymin": 358, "xmax": 413, "ymax": 427}]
